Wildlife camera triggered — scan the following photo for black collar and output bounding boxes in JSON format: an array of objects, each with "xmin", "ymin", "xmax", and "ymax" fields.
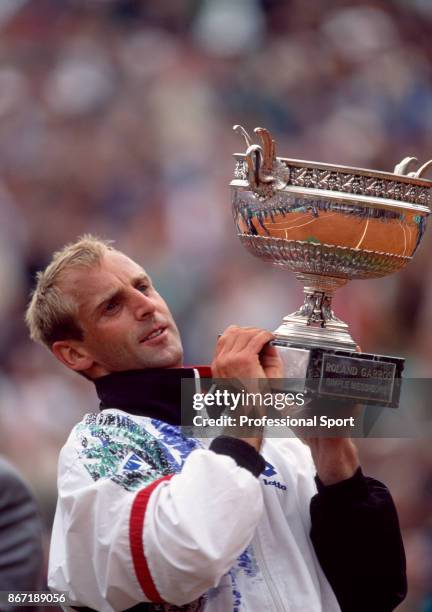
[{"xmin": 94, "ymin": 367, "xmax": 211, "ymax": 426}]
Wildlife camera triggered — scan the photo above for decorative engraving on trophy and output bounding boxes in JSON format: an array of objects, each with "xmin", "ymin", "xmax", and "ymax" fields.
[
  {"xmin": 234, "ymin": 160, "xmax": 248, "ymax": 180},
  {"xmin": 318, "ymin": 171, "xmax": 342, "ymax": 191},
  {"xmin": 386, "ymin": 181, "xmax": 404, "ymax": 201},
  {"xmin": 233, "ymin": 151, "xmax": 432, "ymax": 207},
  {"xmin": 295, "ymin": 291, "xmax": 333, "ymax": 328},
  {"xmin": 403, "ymin": 184, "xmax": 418, "ymax": 203},
  {"xmin": 290, "ymin": 167, "xmax": 314, "ymax": 188},
  {"xmin": 365, "ymin": 178, "xmax": 386, "ymax": 198},
  {"xmin": 238, "ymin": 235, "xmax": 410, "ymax": 279},
  {"xmin": 341, "ymin": 175, "xmax": 365, "ymax": 194},
  {"xmin": 418, "ymin": 189, "xmax": 429, "ymax": 205}
]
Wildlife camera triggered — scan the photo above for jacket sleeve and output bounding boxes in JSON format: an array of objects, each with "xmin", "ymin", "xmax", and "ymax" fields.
[
  {"xmin": 310, "ymin": 467, "xmax": 407, "ymax": 612},
  {"xmin": 48, "ymin": 422, "xmax": 265, "ymax": 612}
]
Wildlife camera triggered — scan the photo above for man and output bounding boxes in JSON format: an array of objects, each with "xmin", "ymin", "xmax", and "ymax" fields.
[
  {"xmin": 26, "ymin": 235, "xmax": 406, "ymax": 611},
  {"xmin": 0, "ymin": 457, "xmax": 44, "ymax": 611}
]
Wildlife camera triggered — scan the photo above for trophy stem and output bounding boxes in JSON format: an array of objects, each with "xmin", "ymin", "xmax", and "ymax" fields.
[{"xmin": 274, "ymin": 273, "xmax": 358, "ymax": 351}]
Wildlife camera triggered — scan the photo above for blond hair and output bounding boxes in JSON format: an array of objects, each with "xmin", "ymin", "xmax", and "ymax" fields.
[{"xmin": 25, "ymin": 235, "xmax": 114, "ymax": 348}]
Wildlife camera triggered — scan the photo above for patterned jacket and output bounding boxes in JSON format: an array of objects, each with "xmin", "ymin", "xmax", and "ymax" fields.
[{"xmin": 48, "ymin": 368, "xmax": 406, "ymax": 612}]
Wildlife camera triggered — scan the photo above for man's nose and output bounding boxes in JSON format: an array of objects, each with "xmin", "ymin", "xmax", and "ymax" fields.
[{"xmin": 132, "ymin": 290, "xmax": 156, "ymax": 319}]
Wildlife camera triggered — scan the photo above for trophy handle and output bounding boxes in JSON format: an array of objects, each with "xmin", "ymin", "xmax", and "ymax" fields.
[
  {"xmin": 254, "ymin": 127, "xmax": 276, "ymax": 174},
  {"xmin": 413, "ymin": 159, "xmax": 432, "ymax": 179},
  {"xmin": 233, "ymin": 125, "xmax": 290, "ymax": 198},
  {"xmin": 233, "ymin": 125, "xmax": 253, "ymax": 148},
  {"xmin": 244, "ymin": 144, "xmax": 263, "ymax": 190},
  {"xmin": 393, "ymin": 156, "xmax": 417, "ymax": 176},
  {"xmin": 394, "ymin": 156, "xmax": 432, "ymax": 179}
]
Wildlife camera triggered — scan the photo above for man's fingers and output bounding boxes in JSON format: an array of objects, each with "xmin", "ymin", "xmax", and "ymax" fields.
[
  {"xmin": 243, "ymin": 329, "xmax": 275, "ymax": 354},
  {"xmin": 214, "ymin": 325, "xmax": 241, "ymax": 357},
  {"xmin": 213, "ymin": 326, "xmax": 277, "ymax": 379},
  {"xmin": 230, "ymin": 328, "xmax": 274, "ymax": 355},
  {"xmin": 226, "ymin": 328, "xmax": 261, "ymax": 354},
  {"xmin": 216, "ymin": 327, "xmax": 273, "ymax": 357},
  {"xmin": 260, "ymin": 341, "xmax": 280, "ymax": 359}
]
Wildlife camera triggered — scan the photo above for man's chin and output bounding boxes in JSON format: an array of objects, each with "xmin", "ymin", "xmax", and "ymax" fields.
[{"xmin": 136, "ymin": 348, "xmax": 183, "ymax": 371}]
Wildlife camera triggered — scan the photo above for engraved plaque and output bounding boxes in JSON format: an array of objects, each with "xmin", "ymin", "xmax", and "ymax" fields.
[{"xmin": 319, "ymin": 354, "xmax": 396, "ymax": 403}]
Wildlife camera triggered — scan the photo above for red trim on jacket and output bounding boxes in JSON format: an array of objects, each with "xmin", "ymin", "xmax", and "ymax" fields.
[
  {"xmin": 129, "ymin": 474, "xmax": 174, "ymax": 602},
  {"xmin": 191, "ymin": 365, "xmax": 213, "ymax": 378}
]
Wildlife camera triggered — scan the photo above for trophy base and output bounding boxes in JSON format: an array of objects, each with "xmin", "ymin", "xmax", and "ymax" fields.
[
  {"xmin": 272, "ymin": 340, "xmax": 404, "ymax": 408},
  {"xmin": 274, "ymin": 316, "xmax": 357, "ymax": 351}
]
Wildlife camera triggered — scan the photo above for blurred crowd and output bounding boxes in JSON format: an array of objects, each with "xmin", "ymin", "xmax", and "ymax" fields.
[{"xmin": 0, "ymin": 0, "xmax": 431, "ymax": 609}]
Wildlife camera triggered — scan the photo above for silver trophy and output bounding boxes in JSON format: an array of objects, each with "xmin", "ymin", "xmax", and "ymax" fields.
[{"xmin": 230, "ymin": 125, "xmax": 432, "ymax": 406}]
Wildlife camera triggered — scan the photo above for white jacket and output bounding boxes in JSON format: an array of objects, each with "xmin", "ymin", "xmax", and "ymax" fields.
[{"xmin": 48, "ymin": 408, "xmax": 340, "ymax": 612}]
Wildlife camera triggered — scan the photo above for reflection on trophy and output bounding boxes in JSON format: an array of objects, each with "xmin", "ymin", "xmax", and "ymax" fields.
[{"xmin": 230, "ymin": 125, "xmax": 432, "ymax": 407}]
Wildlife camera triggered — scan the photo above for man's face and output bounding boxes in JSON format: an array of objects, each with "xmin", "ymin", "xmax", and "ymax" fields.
[{"xmin": 58, "ymin": 250, "xmax": 183, "ymax": 377}]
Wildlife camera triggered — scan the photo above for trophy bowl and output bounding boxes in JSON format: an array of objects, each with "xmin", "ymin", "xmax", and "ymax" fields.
[{"xmin": 231, "ymin": 126, "xmax": 432, "ymax": 351}]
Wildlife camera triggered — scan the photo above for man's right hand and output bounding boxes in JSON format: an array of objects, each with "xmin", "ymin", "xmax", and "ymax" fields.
[
  {"xmin": 212, "ymin": 326, "xmax": 283, "ymax": 379},
  {"xmin": 211, "ymin": 326, "xmax": 283, "ymax": 452}
]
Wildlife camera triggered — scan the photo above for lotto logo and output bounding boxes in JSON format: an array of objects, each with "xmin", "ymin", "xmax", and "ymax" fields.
[
  {"xmin": 263, "ymin": 478, "xmax": 287, "ymax": 491},
  {"xmin": 263, "ymin": 461, "xmax": 277, "ymax": 477}
]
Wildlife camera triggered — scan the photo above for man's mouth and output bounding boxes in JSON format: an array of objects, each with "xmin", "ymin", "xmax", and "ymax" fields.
[{"xmin": 140, "ymin": 327, "xmax": 166, "ymax": 343}]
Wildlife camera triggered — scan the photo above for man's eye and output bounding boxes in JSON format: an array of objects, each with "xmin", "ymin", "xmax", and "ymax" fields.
[
  {"xmin": 137, "ymin": 284, "xmax": 149, "ymax": 293},
  {"xmin": 105, "ymin": 301, "xmax": 119, "ymax": 313}
]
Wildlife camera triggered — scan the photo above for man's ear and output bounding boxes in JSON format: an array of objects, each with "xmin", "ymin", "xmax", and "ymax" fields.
[{"xmin": 52, "ymin": 340, "xmax": 94, "ymax": 373}]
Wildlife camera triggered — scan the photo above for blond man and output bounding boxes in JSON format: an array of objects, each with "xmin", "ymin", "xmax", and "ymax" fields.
[{"xmin": 26, "ymin": 236, "xmax": 406, "ymax": 612}]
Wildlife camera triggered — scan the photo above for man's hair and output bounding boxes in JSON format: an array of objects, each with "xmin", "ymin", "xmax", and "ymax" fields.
[{"xmin": 25, "ymin": 234, "xmax": 114, "ymax": 349}]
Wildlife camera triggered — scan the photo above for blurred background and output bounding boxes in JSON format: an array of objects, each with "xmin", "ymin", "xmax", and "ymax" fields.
[{"xmin": 0, "ymin": 0, "xmax": 431, "ymax": 609}]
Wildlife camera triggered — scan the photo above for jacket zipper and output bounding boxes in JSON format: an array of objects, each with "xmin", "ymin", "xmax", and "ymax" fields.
[{"xmin": 253, "ymin": 529, "xmax": 287, "ymax": 612}]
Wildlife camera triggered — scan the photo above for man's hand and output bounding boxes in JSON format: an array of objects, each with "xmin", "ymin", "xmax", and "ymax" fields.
[
  {"xmin": 305, "ymin": 438, "xmax": 360, "ymax": 486},
  {"xmin": 211, "ymin": 326, "xmax": 283, "ymax": 451},
  {"xmin": 212, "ymin": 326, "xmax": 283, "ymax": 379}
]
